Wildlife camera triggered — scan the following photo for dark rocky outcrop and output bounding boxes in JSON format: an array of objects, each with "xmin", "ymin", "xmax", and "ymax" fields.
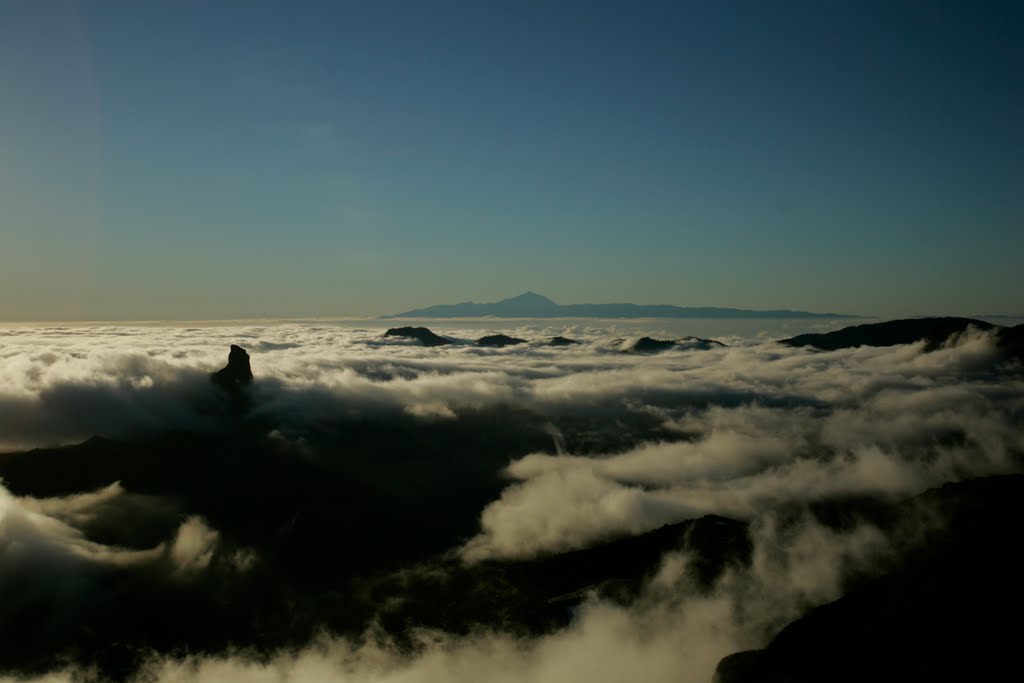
[
  {"xmin": 781, "ymin": 317, "xmax": 996, "ymax": 351},
  {"xmin": 624, "ymin": 336, "xmax": 726, "ymax": 353},
  {"xmin": 548, "ymin": 336, "xmax": 580, "ymax": 346},
  {"xmin": 211, "ymin": 344, "xmax": 253, "ymax": 390},
  {"xmin": 384, "ymin": 326, "xmax": 451, "ymax": 347},
  {"xmin": 477, "ymin": 334, "xmax": 526, "ymax": 347},
  {"xmin": 678, "ymin": 335, "xmax": 727, "ymax": 350}
]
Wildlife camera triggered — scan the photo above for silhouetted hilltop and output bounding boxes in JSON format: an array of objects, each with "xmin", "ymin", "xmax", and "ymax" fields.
[
  {"xmin": 385, "ymin": 292, "xmax": 852, "ymax": 319},
  {"xmin": 679, "ymin": 335, "xmax": 727, "ymax": 350},
  {"xmin": 477, "ymin": 334, "xmax": 526, "ymax": 347},
  {"xmin": 211, "ymin": 344, "xmax": 253, "ymax": 390},
  {"xmin": 626, "ymin": 336, "xmax": 726, "ymax": 353},
  {"xmin": 781, "ymin": 317, "xmax": 997, "ymax": 351},
  {"xmin": 384, "ymin": 326, "xmax": 451, "ymax": 347},
  {"xmin": 714, "ymin": 475, "xmax": 1024, "ymax": 683},
  {"xmin": 630, "ymin": 337, "xmax": 677, "ymax": 353},
  {"xmin": 548, "ymin": 336, "xmax": 580, "ymax": 346}
]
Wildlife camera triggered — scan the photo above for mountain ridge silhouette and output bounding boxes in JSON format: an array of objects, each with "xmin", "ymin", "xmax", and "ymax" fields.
[{"xmin": 383, "ymin": 292, "xmax": 853, "ymax": 319}]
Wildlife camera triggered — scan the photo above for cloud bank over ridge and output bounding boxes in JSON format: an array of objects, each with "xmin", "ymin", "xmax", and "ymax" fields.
[{"xmin": 0, "ymin": 320, "xmax": 1021, "ymax": 682}]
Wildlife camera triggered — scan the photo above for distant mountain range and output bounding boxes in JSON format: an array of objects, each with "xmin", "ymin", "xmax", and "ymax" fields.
[{"xmin": 383, "ymin": 292, "xmax": 853, "ymax": 319}]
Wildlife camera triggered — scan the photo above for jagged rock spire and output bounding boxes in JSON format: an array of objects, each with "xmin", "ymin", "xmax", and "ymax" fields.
[{"xmin": 211, "ymin": 344, "xmax": 253, "ymax": 390}]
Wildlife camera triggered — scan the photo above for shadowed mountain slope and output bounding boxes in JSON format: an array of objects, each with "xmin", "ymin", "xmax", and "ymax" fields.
[
  {"xmin": 715, "ymin": 475, "xmax": 1024, "ymax": 683},
  {"xmin": 782, "ymin": 317, "xmax": 1024, "ymax": 359}
]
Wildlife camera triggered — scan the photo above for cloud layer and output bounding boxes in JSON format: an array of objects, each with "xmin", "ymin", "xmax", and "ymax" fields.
[{"xmin": 0, "ymin": 320, "xmax": 1021, "ymax": 681}]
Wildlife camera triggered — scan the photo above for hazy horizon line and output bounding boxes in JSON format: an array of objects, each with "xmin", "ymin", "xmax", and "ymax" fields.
[{"xmin": 2, "ymin": 313, "xmax": 1023, "ymax": 327}]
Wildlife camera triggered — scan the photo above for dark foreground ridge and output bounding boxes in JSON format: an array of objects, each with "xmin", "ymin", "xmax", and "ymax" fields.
[
  {"xmin": 714, "ymin": 475, "xmax": 1024, "ymax": 683},
  {"xmin": 384, "ymin": 291, "xmax": 853, "ymax": 319},
  {"xmin": 3, "ymin": 411, "xmax": 1022, "ymax": 683},
  {"xmin": 384, "ymin": 326, "xmax": 451, "ymax": 346}
]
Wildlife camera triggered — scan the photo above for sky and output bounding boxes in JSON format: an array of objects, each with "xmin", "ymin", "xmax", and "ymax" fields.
[{"xmin": 1, "ymin": 0, "xmax": 1022, "ymax": 321}]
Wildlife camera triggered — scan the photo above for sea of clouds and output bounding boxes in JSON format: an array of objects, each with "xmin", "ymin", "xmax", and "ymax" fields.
[{"xmin": 1, "ymin": 320, "xmax": 1021, "ymax": 682}]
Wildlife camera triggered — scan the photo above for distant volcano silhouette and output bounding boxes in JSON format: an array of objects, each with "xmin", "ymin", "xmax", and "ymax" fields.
[{"xmin": 384, "ymin": 292, "xmax": 851, "ymax": 319}]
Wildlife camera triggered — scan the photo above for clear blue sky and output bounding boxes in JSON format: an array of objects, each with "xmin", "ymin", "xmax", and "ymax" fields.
[{"xmin": 2, "ymin": 0, "xmax": 1021, "ymax": 320}]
